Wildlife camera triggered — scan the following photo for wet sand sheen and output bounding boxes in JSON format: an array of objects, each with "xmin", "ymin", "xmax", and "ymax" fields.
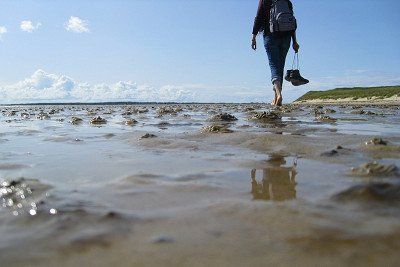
[{"xmin": 1, "ymin": 103, "xmax": 400, "ymax": 266}]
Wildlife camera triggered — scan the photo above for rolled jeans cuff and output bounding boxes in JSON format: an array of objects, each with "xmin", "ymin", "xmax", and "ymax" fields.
[{"xmin": 271, "ymin": 77, "xmax": 281, "ymax": 85}]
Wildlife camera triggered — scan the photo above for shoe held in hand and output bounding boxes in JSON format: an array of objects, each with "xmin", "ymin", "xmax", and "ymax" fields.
[
  {"xmin": 290, "ymin": 70, "xmax": 309, "ymax": 86},
  {"xmin": 285, "ymin": 70, "xmax": 293, "ymax": 82}
]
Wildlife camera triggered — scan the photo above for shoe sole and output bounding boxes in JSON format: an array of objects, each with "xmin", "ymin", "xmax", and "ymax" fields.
[{"xmin": 291, "ymin": 80, "xmax": 309, "ymax": 86}]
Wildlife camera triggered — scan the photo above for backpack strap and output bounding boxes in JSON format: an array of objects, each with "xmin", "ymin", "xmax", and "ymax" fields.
[
  {"xmin": 288, "ymin": 0, "xmax": 294, "ymax": 12},
  {"xmin": 266, "ymin": 0, "xmax": 274, "ymax": 7}
]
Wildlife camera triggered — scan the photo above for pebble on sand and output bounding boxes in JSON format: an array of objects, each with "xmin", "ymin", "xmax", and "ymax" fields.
[
  {"xmin": 365, "ymin": 138, "xmax": 388, "ymax": 146},
  {"xmin": 140, "ymin": 133, "xmax": 157, "ymax": 139},
  {"xmin": 350, "ymin": 162, "xmax": 399, "ymax": 177},
  {"xmin": 150, "ymin": 235, "xmax": 175, "ymax": 244},
  {"xmin": 333, "ymin": 182, "xmax": 400, "ymax": 202},
  {"xmin": 209, "ymin": 113, "xmax": 238, "ymax": 122},
  {"xmin": 125, "ymin": 119, "xmax": 138, "ymax": 126},
  {"xmin": 201, "ymin": 125, "xmax": 233, "ymax": 133},
  {"xmin": 90, "ymin": 116, "xmax": 107, "ymax": 125}
]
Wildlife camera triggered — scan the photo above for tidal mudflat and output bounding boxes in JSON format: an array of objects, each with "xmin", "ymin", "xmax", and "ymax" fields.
[{"xmin": 1, "ymin": 103, "xmax": 400, "ymax": 266}]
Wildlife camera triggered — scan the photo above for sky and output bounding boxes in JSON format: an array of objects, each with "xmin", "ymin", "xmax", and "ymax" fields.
[{"xmin": 0, "ymin": 0, "xmax": 399, "ymax": 103}]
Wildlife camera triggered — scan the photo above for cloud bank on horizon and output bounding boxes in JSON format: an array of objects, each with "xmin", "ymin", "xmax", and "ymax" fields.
[
  {"xmin": 0, "ymin": 70, "xmax": 196, "ymax": 103},
  {"xmin": 0, "ymin": 69, "xmax": 273, "ymax": 103},
  {"xmin": 0, "ymin": 69, "xmax": 275, "ymax": 103},
  {"xmin": 1, "ymin": 69, "xmax": 399, "ymax": 104}
]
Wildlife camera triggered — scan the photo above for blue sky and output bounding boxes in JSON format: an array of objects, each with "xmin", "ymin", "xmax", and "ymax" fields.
[{"xmin": 0, "ymin": 0, "xmax": 399, "ymax": 103}]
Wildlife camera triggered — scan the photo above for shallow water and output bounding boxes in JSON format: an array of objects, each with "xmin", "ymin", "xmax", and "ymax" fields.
[{"xmin": 1, "ymin": 103, "xmax": 400, "ymax": 266}]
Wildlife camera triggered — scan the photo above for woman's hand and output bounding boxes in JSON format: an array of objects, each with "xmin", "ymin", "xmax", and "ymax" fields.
[
  {"xmin": 251, "ymin": 35, "xmax": 257, "ymax": 51},
  {"xmin": 293, "ymin": 42, "xmax": 300, "ymax": 53}
]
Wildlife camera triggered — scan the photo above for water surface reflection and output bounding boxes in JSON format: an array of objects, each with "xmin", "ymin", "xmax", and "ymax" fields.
[{"xmin": 251, "ymin": 155, "xmax": 297, "ymax": 201}]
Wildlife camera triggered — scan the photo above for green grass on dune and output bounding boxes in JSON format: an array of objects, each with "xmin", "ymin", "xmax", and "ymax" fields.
[{"xmin": 296, "ymin": 86, "xmax": 400, "ymax": 102}]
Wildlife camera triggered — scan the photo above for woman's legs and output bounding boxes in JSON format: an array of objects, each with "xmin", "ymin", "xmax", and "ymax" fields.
[
  {"xmin": 276, "ymin": 35, "xmax": 291, "ymax": 106},
  {"xmin": 264, "ymin": 34, "xmax": 280, "ymax": 105},
  {"xmin": 264, "ymin": 34, "xmax": 291, "ymax": 106}
]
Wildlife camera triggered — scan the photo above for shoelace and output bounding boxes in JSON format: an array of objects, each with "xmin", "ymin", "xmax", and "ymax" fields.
[{"xmin": 291, "ymin": 52, "xmax": 300, "ymax": 71}]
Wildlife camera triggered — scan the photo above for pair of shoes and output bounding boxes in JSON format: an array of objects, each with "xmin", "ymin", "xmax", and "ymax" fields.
[
  {"xmin": 285, "ymin": 69, "xmax": 309, "ymax": 86},
  {"xmin": 285, "ymin": 70, "xmax": 292, "ymax": 82},
  {"xmin": 285, "ymin": 70, "xmax": 309, "ymax": 86}
]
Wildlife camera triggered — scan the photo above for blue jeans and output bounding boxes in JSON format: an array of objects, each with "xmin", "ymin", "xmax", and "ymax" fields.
[{"xmin": 264, "ymin": 33, "xmax": 291, "ymax": 85}]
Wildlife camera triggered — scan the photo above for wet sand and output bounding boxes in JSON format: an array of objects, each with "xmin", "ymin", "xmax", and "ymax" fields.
[{"xmin": 1, "ymin": 103, "xmax": 400, "ymax": 266}]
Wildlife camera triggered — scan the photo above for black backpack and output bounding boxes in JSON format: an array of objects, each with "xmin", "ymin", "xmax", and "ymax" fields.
[{"xmin": 269, "ymin": 0, "xmax": 297, "ymax": 34}]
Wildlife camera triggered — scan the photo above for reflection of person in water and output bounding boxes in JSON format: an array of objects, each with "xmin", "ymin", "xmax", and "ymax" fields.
[{"xmin": 251, "ymin": 155, "xmax": 297, "ymax": 201}]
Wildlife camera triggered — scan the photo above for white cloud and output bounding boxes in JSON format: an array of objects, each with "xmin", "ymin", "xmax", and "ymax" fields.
[
  {"xmin": 1, "ymin": 70, "xmax": 74, "ymax": 101},
  {"xmin": 20, "ymin": 20, "xmax": 42, "ymax": 33},
  {"xmin": 0, "ymin": 26, "xmax": 7, "ymax": 40},
  {"xmin": 158, "ymin": 85, "xmax": 197, "ymax": 102},
  {"xmin": 0, "ymin": 70, "xmax": 196, "ymax": 103},
  {"xmin": 65, "ymin": 16, "xmax": 89, "ymax": 33}
]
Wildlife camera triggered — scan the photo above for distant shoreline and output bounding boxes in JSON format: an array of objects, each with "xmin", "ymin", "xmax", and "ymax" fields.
[
  {"xmin": 295, "ymin": 96, "xmax": 400, "ymax": 105},
  {"xmin": 295, "ymin": 85, "xmax": 400, "ymax": 105}
]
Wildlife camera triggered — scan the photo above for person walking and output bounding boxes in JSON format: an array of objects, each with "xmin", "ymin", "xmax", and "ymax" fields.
[{"xmin": 251, "ymin": 0, "xmax": 299, "ymax": 106}]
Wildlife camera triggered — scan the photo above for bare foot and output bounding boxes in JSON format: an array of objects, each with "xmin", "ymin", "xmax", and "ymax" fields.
[
  {"xmin": 276, "ymin": 96, "xmax": 283, "ymax": 106},
  {"xmin": 271, "ymin": 89, "xmax": 277, "ymax": 105},
  {"xmin": 275, "ymin": 91, "xmax": 282, "ymax": 106}
]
